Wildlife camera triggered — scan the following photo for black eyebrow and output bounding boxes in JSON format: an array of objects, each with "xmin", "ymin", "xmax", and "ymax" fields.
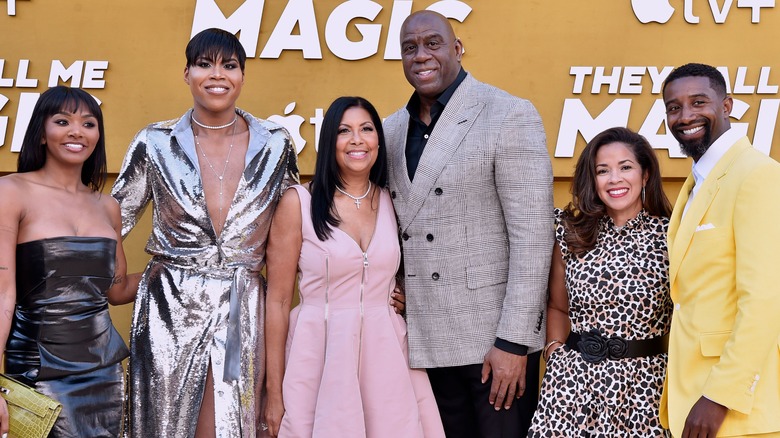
[
  {"xmin": 54, "ymin": 110, "xmax": 96, "ymax": 118},
  {"xmin": 596, "ymin": 159, "xmax": 636, "ymax": 167}
]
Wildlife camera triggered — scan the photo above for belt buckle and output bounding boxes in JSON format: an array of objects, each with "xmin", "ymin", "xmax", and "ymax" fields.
[{"xmin": 577, "ymin": 329, "xmax": 629, "ymax": 363}]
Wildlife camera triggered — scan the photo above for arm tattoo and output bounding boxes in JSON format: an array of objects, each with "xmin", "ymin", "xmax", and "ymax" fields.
[
  {"xmin": 4, "ymin": 310, "xmax": 12, "ymax": 321},
  {"xmin": 112, "ymin": 276, "xmax": 124, "ymax": 285},
  {"xmin": 0, "ymin": 266, "xmax": 8, "ymax": 271}
]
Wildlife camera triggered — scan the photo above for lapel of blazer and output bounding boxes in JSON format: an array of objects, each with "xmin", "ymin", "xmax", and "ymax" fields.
[
  {"xmin": 400, "ymin": 75, "xmax": 484, "ymax": 229},
  {"xmin": 387, "ymin": 110, "xmax": 413, "ymax": 215},
  {"xmin": 668, "ymin": 137, "xmax": 751, "ymax": 288},
  {"xmin": 668, "ymin": 174, "xmax": 695, "ymax": 288}
]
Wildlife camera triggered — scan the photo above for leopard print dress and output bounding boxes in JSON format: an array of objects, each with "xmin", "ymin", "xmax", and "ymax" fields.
[{"xmin": 528, "ymin": 209, "xmax": 672, "ymax": 437}]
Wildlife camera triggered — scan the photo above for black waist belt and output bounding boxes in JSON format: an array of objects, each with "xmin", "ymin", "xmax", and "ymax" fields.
[{"xmin": 566, "ymin": 329, "xmax": 669, "ymax": 364}]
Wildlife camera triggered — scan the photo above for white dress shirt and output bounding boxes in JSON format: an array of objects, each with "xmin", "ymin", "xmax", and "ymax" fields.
[{"xmin": 682, "ymin": 127, "xmax": 742, "ymax": 218}]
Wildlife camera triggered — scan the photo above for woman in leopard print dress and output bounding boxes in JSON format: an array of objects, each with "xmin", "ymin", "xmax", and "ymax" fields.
[{"xmin": 529, "ymin": 127, "xmax": 673, "ymax": 437}]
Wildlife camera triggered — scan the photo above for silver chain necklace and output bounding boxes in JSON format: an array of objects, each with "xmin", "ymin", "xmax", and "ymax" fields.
[
  {"xmin": 194, "ymin": 120, "xmax": 238, "ymax": 232},
  {"xmin": 192, "ymin": 113, "xmax": 238, "ymax": 130},
  {"xmin": 336, "ymin": 181, "xmax": 371, "ymax": 209}
]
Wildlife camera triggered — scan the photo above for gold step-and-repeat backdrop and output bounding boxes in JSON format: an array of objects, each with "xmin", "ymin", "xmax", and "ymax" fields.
[{"xmin": 2, "ymin": 0, "xmax": 779, "ymax": 335}]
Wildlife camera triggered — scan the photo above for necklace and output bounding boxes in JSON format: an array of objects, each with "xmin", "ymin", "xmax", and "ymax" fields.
[
  {"xmin": 336, "ymin": 182, "xmax": 371, "ymax": 209},
  {"xmin": 192, "ymin": 113, "xmax": 238, "ymax": 130},
  {"xmin": 194, "ymin": 120, "xmax": 238, "ymax": 232}
]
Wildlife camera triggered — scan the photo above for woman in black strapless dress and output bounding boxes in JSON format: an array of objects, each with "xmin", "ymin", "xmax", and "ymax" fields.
[{"xmin": 0, "ymin": 86, "xmax": 139, "ymax": 437}]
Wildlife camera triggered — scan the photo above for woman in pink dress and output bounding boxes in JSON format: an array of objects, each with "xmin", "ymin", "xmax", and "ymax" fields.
[{"xmin": 264, "ymin": 96, "xmax": 445, "ymax": 437}]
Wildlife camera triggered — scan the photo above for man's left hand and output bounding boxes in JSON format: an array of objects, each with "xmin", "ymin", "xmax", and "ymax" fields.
[
  {"xmin": 481, "ymin": 346, "xmax": 526, "ymax": 411},
  {"xmin": 390, "ymin": 284, "xmax": 405, "ymax": 315},
  {"xmin": 682, "ymin": 396, "xmax": 728, "ymax": 438}
]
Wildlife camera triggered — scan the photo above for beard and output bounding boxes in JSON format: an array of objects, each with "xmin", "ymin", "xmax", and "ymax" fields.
[{"xmin": 674, "ymin": 124, "xmax": 712, "ymax": 161}]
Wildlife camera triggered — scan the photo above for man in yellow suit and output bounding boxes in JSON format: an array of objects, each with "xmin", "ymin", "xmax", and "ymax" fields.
[{"xmin": 660, "ymin": 63, "xmax": 780, "ymax": 437}]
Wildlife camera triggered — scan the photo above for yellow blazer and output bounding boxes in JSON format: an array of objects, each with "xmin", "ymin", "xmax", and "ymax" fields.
[{"xmin": 660, "ymin": 137, "xmax": 780, "ymax": 436}]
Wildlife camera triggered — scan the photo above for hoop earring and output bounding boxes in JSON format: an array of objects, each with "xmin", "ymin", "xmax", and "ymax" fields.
[{"xmin": 641, "ymin": 186, "xmax": 646, "ymax": 204}]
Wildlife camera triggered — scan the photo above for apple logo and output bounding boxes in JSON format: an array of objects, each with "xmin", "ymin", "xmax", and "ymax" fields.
[
  {"xmin": 268, "ymin": 102, "xmax": 306, "ymax": 154},
  {"xmin": 631, "ymin": 0, "xmax": 675, "ymax": 23}
]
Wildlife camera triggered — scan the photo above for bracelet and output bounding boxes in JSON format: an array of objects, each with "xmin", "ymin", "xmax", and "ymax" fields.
[{"xmin": 543, "ymin": 339, "xmax": 563, "ymax": 361}]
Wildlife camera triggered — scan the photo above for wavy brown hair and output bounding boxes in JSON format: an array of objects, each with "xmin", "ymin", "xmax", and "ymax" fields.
[{"xmin": 561, "ymin": 127, "xmax": 672, "ymax": 255}]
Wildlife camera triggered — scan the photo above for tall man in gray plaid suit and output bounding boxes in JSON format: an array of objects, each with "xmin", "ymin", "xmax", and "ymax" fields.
[{"xmin": 384, "ymin": 10, "xmax": 554, "ymax": 437}]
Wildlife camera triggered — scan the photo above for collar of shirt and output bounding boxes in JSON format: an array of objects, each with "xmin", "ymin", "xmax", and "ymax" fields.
[
  {"xmin": 691, "ymin": 127, "xmax": 742, "ymax": 187},
  {"xmin": 173, "ymin": 108, "xmax": 267, "ymax": 173},
  {"xmin": 683, "ymin": 127, "xmax": 742, "ymax": 218},
  {"xmin": 405, "ymin": 67, "xmax": 468, "ymax": 124}
]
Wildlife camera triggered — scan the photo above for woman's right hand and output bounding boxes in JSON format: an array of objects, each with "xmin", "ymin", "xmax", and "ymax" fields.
[
  {"xmin": 263, "ymin": 392, "xmax": 285, "ymax": 437},
  {"xmin": 0, "ymin": 395, "xmax": 10, "ymax": 437}
]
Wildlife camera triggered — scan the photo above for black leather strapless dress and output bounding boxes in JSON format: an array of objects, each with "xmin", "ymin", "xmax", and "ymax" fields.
[{"xmin": 5, "ymin": 237, "xmax": 130, "ymax": 438}]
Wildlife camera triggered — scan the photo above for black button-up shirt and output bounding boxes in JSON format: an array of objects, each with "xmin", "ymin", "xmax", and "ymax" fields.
[{"xmin": 404, "ymin": 68, "xmax": 467, "ymax": 181}]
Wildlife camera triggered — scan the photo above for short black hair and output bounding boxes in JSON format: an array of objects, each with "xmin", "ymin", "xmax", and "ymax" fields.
[
  {"xmin": 663, "ymin": 63, "xmax": 727, "ymax": 97},
  {"xmin": 310, "ymin": 96, "xmax": 388, "ymax": 241},
  {"xmin": 17, "ymin": 86, "xmax": 107, "ymax": 191},
  {"xmin": 186, "ymin": 28, "xmax": 247, "ymax": 72}
]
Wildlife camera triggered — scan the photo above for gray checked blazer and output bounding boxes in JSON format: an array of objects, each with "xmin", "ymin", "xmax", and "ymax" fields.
[{"xmin": 384, "ymin": 74, "xmax": 554, "ymax": 368}]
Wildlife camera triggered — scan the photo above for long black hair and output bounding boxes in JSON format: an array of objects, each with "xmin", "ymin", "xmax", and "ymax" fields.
[
  {"xmin": 310, "ymin": 96, "xmax": 388, "ymax": 241},
  {"xmin": 17, "ymin": 86, "xmax": 107, "ymax": 191}
]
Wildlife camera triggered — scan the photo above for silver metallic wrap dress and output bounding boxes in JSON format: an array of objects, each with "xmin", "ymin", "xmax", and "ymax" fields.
[{"xmin": 111, "ymin": 109, "xmax": 299, "ymax": 437}]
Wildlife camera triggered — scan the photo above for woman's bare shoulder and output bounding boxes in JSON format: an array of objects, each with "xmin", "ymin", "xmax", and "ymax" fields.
[
  {"xmin": 0, "ymin": 173, "xmax": 33, "ymax": 201},
  {"xmin": 95, "ymin": 191, "xmax": 122, "ymax": 226},
  {"xmin": 0, "ymin": 174, "xmax": 30, "ymax": 229},
  {"xmin": 95, "ymin": 190, "xmax": 120, "ymax": 210}
]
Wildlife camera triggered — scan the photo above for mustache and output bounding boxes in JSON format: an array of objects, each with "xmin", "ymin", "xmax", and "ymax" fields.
[{"xmin": 673, "ymin": 118, "xmax": 708, "ymax": 131}]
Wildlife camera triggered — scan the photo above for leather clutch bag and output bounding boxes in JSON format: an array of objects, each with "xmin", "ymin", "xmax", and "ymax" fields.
[{"xmin": 0, "ymin": 374, "xmax": 61, "ymax": 438}]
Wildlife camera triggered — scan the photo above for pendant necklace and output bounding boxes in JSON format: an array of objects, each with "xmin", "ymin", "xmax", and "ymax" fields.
[
  {"xmin": 336, "ymin": 181, "xmax": 371, "ymax": 209},
  {"xmin": 194, "ymin": 118, "xmax": 238, "ymax": 232}
]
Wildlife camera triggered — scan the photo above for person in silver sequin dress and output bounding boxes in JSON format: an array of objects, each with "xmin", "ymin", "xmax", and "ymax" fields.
[{"xmin": 112, "ymin": 29, "xmax": 299, "ymax": 437}]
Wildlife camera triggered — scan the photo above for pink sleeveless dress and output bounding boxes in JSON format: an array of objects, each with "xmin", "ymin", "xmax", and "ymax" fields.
[{"xmin": 279, "ymin": 185, "xmax": 444, "ymax": 438}]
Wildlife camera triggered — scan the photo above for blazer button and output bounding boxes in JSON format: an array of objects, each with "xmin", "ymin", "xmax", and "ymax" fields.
[
  {"xmin": 431, "ymin": 272, "xmax": 440, "ymax": 280},
  {"xmin": 426, "ymin": 234, "xmax": 434, "ymax": 242},
  {"xmin": 402, "ymin": 232, "xmax": 410, "ymax": 241},
  {"xmin": 434, "ymin": 188, "xmax": 443, "ymax": 195},
  {"xmin": 391, "ymin": 191, "xmax": 396, "ymax": 199}
]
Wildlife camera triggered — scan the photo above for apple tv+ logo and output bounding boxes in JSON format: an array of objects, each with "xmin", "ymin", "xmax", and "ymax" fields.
[
  {"xmin": 268, "ymin": 102, "xmax": 307, "ymax": 154},
  {"xmin": 631, "ymin": 0, "xmax": 675, "ymax": 23},
  {"xmin": 630, "ymin": 0, "xmax": 774, "ymax": 24}
]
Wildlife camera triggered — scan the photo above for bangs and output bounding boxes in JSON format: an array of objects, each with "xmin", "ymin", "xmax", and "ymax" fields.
[
  {"xmin": 57, "ymin": 92, "xmax": 101, "ymax": 117},
  {"xmin": 186, "ymin": 28, "xmax": 246, "ymax": 71},
  {"xmin": 198, "ymin": 48, "xmax": 240, "ymax": 65}
]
